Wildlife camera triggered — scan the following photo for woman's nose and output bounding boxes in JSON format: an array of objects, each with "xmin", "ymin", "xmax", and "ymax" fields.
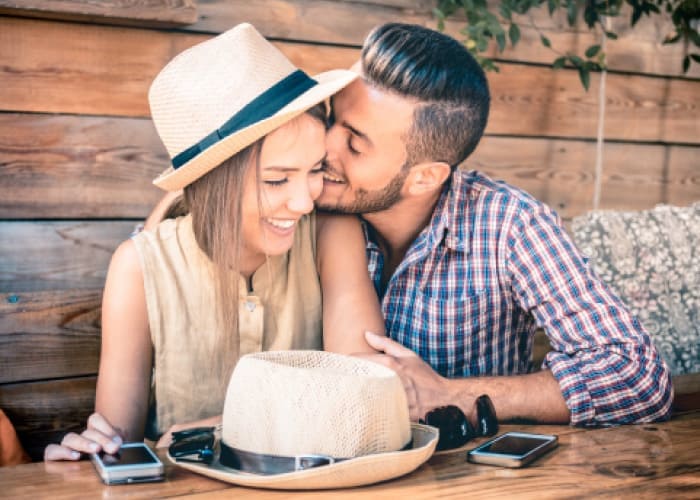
[{"xmin": 287, "ymin": 183, "xmax": 315, "ymax": 214}]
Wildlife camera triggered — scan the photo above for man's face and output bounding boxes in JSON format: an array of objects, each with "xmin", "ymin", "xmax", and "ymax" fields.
[{"xmin": 316, "ymin": 78, "xmax": 417, "ymax": 214}]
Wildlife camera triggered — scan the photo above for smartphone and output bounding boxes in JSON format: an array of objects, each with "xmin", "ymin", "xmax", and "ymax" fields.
[
  {"xmin": 90, "ymin": 442, "xmax": 164, "ymax": 485},
  {"xmin": 467, "ymin": 431, "xmax": 558, "ymax": 468}
]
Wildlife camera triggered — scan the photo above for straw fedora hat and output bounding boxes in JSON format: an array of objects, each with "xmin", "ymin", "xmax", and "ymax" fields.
[
  {"xmin": 149, "ymin": 23, "xmax": 358, "ymax": 191},
  {"xmin": 168, "ymin": 351, "xmax": 439, "ymax": 489}
]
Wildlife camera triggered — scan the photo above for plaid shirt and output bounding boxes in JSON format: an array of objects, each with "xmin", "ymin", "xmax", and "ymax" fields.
[{"xmin": 364, "ymin": 170, "xmax": 673, "ymax": 426}]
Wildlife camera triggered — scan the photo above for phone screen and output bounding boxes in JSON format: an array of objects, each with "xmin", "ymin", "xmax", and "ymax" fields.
[
  {"xmin": 99, "ymin": 446, "xmax": 159, "ymax": 466},
  {"xmin": 479, "ymin": 434, "xmax": 551, "ymax": 456}
]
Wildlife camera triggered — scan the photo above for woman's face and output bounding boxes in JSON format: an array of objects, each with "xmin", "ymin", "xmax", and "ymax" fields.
[{"xmin": 240, "ymin": 112, "xmax": 326, "ymax": 263}]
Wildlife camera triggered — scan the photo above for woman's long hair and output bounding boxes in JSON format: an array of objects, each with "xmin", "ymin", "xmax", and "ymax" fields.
[{"xmin": 176, "ymin": 103, "xmax": 327, "ymax": 383}]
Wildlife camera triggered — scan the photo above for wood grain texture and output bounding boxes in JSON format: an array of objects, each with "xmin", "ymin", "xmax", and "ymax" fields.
[
  {"xmin": 0, "ymin": 290, "xmax": 101, "ymax": 383},
  {"xmin": 0, "ymin": 221, "xmax": 135, "ymax": 292},
  {"xmin": 2, "ymin": 413, "xmax": 699, "ymax": 494},
  {"xmin": 469, "ymin": 137, "xmax": 700, "ymax": 221},
  {"xmin": 1, "ymin": 16, "xmax": 698, "ymax": 143},
  {"xmin": 0, "ymin": 113, "xmax": 167, "ymax": 218},
  {"xmin": 0, "ymin": 377, "xmax": 96, "ymax": 461},
  {"xmin": 2, "ymin": 112, "xmax": 697, "ymax": 220},
  {"xmin": 0, "ymin": 0, "xmax": 198, "ymax": 26},
  {"xmin": 187, "ymin": 0, "xmax": 700, "ymax": 77}
]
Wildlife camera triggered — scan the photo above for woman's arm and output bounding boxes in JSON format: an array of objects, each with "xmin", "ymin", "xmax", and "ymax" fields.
[
  {"xmin": 45, "ymin": 240, "xmax": 153, "ymax": 460},
  {"xmin": 316, "ymin": 213, "xmax": 385, "ymax": 354}
]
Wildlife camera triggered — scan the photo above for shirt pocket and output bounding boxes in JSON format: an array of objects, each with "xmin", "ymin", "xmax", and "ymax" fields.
[{"xmin": 413, "ymin": 289, "xmax": 493, "ymax": 377}]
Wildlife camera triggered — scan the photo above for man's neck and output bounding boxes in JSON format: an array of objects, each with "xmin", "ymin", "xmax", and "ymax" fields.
[{"xmin": 363, "ymin": 189, "xmax": 442, "ymax": 281}]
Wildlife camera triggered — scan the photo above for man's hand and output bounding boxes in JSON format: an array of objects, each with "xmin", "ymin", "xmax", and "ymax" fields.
[{"xmin": 363, "ymin": 331, "xmax": 452, "ymax": 421}]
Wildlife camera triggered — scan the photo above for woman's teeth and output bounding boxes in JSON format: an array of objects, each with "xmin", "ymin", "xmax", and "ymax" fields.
[
  {"xmin": 265, "ymin": 218, "xmax": 295, "ymax": 229},
  {"xmin": 323, "ymin": 172, "xmax": 345, "ymax": 183}
]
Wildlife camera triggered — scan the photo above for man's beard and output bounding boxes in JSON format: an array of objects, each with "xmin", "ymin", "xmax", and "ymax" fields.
[{"xmin": 317, "ymin": 166, "xmax": 409, "ymax": 215}]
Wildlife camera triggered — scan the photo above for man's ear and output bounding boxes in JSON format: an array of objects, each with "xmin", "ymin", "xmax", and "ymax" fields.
[{"xmin": 405, "ymin": 162, "xmax": 452, "ymax": 196}]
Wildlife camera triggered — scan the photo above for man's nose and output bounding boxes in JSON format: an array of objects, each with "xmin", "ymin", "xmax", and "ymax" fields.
[{"xmin": 325, "ymin": 123, "xmax": 342, "ymax": 157}]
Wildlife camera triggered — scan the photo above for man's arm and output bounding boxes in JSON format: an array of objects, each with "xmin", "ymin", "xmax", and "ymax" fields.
[
  {"xmin": 363, "ymin": 332, "xmax": 570, "ymax": 425},
  {"xmin": 364, "ymin": 204, "xmax": 673, "ymax": 427},
  {"xmin": 506, "ymin": 207, "xmax": 673, "ymax": 426}
]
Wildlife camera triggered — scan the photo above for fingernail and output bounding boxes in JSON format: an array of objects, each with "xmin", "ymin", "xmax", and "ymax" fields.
[
  {"xmin": 89, "ymin": 442, "xmax": 99, "ymax": 452},
  {"xmin": 106, "ymin": 442, "xmax": 119, "ymax": 454},
  {"xmin": 71, "ymin": 451, "xmax": 80, "ymax": 459},
  {"xmin": 112, "ymin": 435, "xmax": 123, "ymax": 445}
]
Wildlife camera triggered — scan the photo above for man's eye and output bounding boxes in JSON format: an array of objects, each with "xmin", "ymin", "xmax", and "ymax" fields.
[{"xmin": 348, "ymin": 138, "xmax": 360, "ymax": 155}]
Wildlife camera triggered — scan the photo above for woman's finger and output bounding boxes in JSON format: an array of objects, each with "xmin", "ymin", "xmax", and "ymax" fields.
[
  {"xmin": 44, "ymin": 443, "xmax": 82, "ymax": 461},
  {"xmin": 86, "ymin": 413, "xmax": 121, "ymax": 441},
  {"xmin": 80, "ymin": 428, "xmax": 122, "ymax": 455}
]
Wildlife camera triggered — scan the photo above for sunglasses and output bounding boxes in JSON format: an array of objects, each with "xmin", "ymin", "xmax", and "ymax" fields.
[
  {"xmin": 169, "ymin": 426, "xmax": 217, "ymax": 465},
  {"xmin": 420, "ymin": 394, "xmax": 498, "ymax": 451}
]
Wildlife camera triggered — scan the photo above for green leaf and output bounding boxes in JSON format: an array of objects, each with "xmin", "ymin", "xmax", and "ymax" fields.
[
  {"xmin": 548, "ymin": 0, "xmax": 557, "ymax": 15},
  {"xmin": 631, "ymin": 7, "xmax": 642, "ymax": 26},
  {"xmin": 682, "ymin": 55, "xmax": 690, "ymax": 73},
  {"xmin": 499, "ymin": 4, "xmax": 512, "ymax": 20},
  {"xmin": 568, "ymin": 55, "xmax": 584, "ymax": 67},
  {"xmin": 553, "ymin": 56, "xmax": 567, "ymax": 69},
  {"xmin": 604, "ymin": 31, "xmax": 618, "ymax": 40},
  {"xmin": 496, "ymin": 32, "xmax": 507, "ymax": 52},
  {"xmin": 509, "ymin": 23, "xmax": 521, "ymax": 46},
  {"xmin": 567, "ymin": 0, "xmax": 577, "ymax": 26},
  {"xmin": 585, "ymin": 44, "xmax": 601, "ymax": 58},
  {"xmin": 541, "ymin": 35, "xmax": 552, "ymax": 48},
  {"xmin": 691, "ymin": 54, "xmax": 700, "ymax": 63},
  {"xmin": 578, "ymin": 67, "xmax": 591, "ymax": 90}
]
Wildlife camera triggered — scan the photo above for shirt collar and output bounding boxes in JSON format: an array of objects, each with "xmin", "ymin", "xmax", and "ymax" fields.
[
  {"xmin": 362, "ymin": 170, "xmax": 477, "ymax": 255},
  {"xmin": 429, "ymin": 170, "xmax": 476, "ymax": 253}
]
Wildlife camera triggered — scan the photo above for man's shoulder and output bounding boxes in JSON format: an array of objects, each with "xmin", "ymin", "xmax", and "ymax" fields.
[{"xmin": 452, "ymin": 169, "xmax": 550, "ymax": 215}]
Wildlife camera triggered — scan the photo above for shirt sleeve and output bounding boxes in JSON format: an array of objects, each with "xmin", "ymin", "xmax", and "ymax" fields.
[{"xmin": 506, "ymin": 205, "xmax": 673, "ymax": 426}]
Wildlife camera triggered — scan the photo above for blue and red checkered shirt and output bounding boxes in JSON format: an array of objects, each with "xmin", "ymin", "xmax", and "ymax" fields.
[{"xmin": 364, "ymin": 170, "xmax": 673, "ymax": 426}]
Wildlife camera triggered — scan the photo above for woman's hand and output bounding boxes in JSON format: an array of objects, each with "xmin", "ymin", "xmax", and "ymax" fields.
[{"xmin": 44, "ymin": 412, "xmax": 123, "ymax": 461}]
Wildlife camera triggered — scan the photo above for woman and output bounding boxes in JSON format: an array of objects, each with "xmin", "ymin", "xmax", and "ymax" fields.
[{"xmin": 45, "ymin": 24, "xmax": 384, "ymax": 460}]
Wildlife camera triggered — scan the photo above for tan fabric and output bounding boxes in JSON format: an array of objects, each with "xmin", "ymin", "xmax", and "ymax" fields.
[{"xmin": 132, "ymin": 213, "xmax": 322, "ymax": 436}]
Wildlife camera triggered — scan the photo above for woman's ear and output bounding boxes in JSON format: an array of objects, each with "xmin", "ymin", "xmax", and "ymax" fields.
[{"xmin": 405, "ymin": 162, "xmax": 452, "ymax": 196}]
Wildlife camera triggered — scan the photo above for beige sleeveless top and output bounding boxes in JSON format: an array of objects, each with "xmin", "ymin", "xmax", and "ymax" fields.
[{"xmin": 132, "ymin": 213, "xmax": 322, "ymax": 436}]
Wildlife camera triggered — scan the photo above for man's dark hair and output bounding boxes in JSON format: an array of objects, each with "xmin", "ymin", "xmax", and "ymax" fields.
[{"xmin": 361, "ymin": 23, "xmax": 490, "ymax": 168}]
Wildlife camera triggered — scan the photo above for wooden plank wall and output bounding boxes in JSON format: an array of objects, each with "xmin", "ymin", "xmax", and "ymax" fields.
[{"xmin": 0, "ymin": 0, "xmax": 698, "ymax": 460}]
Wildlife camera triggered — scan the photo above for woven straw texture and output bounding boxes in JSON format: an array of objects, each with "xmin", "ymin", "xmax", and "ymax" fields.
[
  {"xmin": 223, "ymin": 350, "xmax": 411, "ymax": 457},
  {"xmin": 168, "ymin": 350, "xmax": 438, "ymax": 489},
  {"xmin": 148, "ymin": 23, "xmax": 357, "ymax": 191}
]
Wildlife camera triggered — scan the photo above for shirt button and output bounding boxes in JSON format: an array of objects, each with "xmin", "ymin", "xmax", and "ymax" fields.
[{"xmin": 245, "ymin": 300, "xmax": 256, "ymax": 312}]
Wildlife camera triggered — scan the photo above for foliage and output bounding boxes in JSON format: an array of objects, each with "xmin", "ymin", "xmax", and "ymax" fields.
[{"xmin": 434, "ymin": 0, "xmax": 700, "ymax": 90}]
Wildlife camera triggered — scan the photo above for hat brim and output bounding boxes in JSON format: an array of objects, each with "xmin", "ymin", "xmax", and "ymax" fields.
[
  {"xmin": 167, "ymin": 423, "xmax": 438, "ymax": 490},
  {"xmin": 153, "ymin": 69, "xmax": 358, "ymax": 191}
]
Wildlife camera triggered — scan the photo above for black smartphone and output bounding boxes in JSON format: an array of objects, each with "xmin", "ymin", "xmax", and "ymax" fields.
[
  {"xmin": 467, "ymin": 431, "xmax": 558, "ymax": 468},
  {"xmin": 90, "ymin": 442, "xmax": 164, "ymax": 485}
]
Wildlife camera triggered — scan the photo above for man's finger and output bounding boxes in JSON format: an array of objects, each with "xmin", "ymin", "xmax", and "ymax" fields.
[
  {"xmin": 44, "ymin": 443, "xmax": 81, "ymax": 461},
  {"xmin": 365, "ymin": 331, "xmax": 416, "ymax": 358}
]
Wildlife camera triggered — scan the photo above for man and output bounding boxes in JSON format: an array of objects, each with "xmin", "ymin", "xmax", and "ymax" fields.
[{"xmin": 316, "ymin": 23, "xmax": 673, "ymax": 427}]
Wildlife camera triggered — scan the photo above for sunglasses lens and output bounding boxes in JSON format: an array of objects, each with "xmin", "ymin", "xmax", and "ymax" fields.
[
  {"xmin": 169, "ymin": 432, "xmax": 215, "ymax": 461},
  {"xmin": 424, "ymin": 405, "xmax": 475, "ymax": 451},
  {"xmin": 475, "ymin": 394, "xmax": 498, "ymax": 437}
]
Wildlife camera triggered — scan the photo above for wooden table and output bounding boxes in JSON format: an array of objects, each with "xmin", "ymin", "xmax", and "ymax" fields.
[{"xmin": 3, "ymin": 411, "xmax": 699, "ymax": 499}]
